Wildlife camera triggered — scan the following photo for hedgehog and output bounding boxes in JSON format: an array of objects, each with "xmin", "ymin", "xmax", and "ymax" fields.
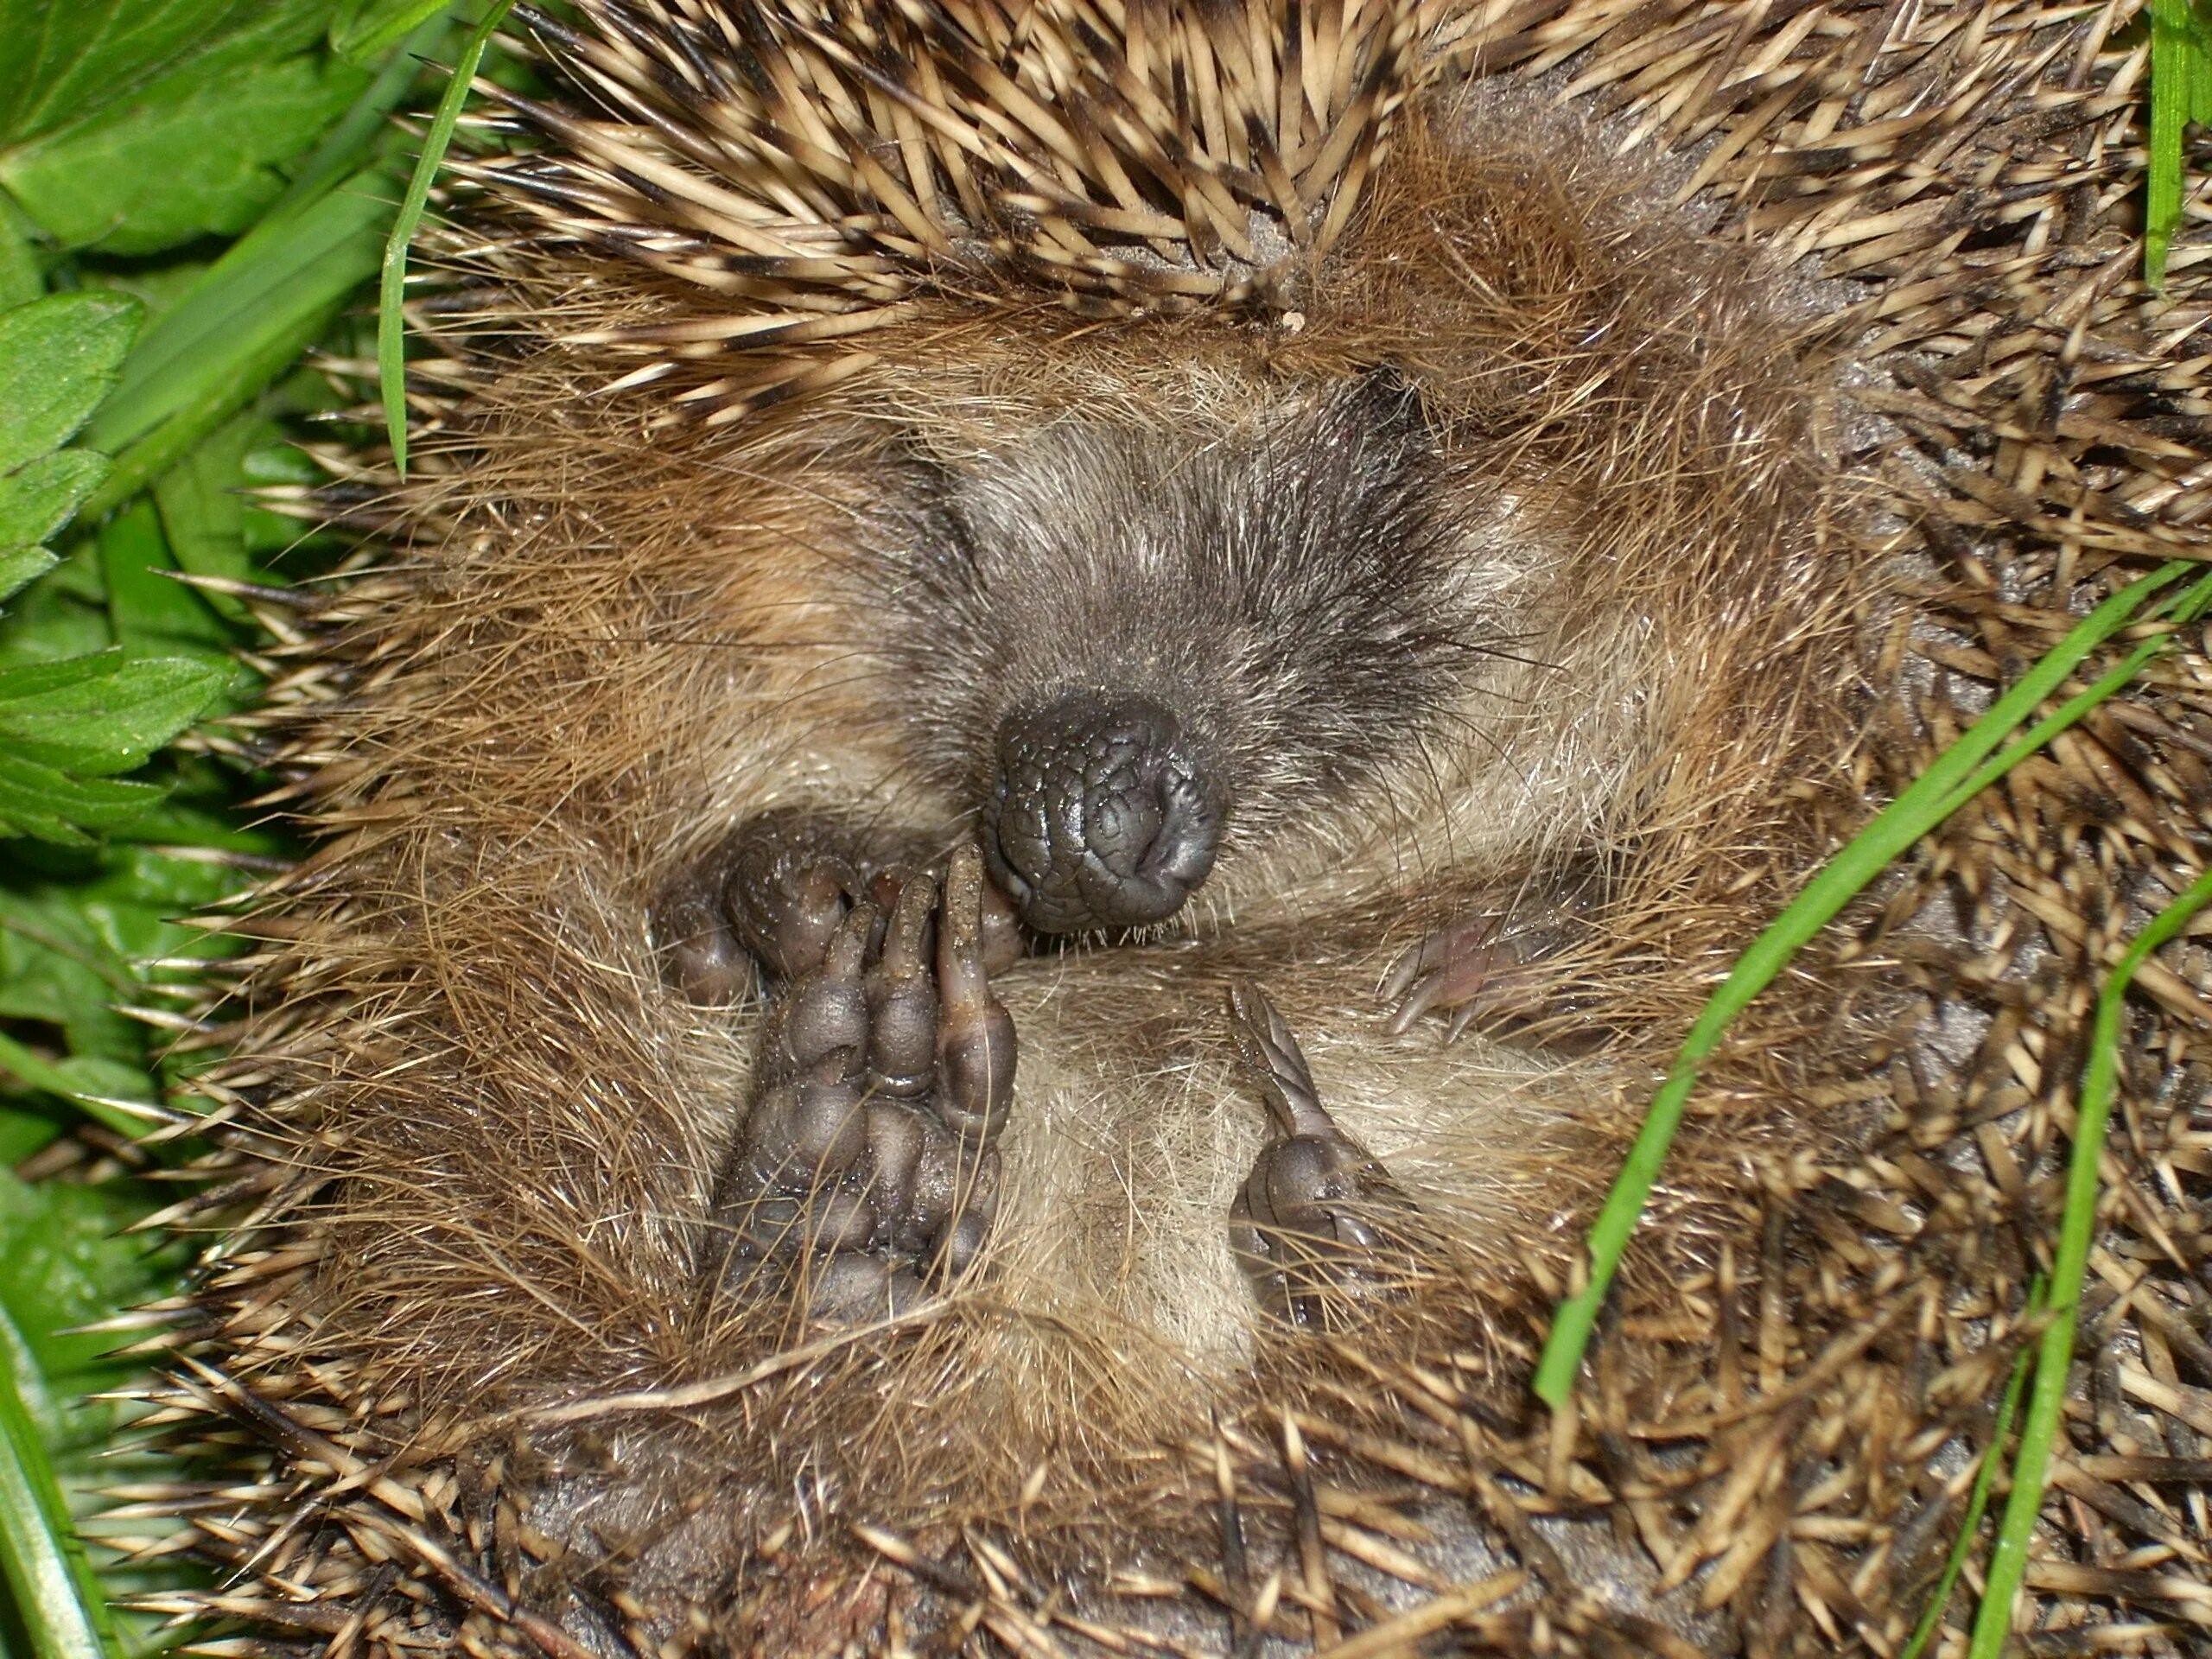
[{"xmin": 127, "ymin": 2, "xmax": 2212, "ymax": 1656}]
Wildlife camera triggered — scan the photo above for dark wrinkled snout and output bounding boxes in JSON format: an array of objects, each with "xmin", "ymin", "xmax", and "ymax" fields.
[{"xmin": 987, "ymin": 690, "xmax": 1226, "ymax": 933}]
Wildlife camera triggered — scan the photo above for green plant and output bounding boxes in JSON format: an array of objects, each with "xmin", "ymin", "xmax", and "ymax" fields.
[
  {"xmin": 2149, "ymin": 0, "xmax": 2212, "ymax": 288},
  {"xmin": 0, "ymin": 4, "xmax": 463, "ymax": 1654}
]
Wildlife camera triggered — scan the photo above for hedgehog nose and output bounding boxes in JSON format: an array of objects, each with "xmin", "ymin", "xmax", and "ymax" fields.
[{"xmin": 986, "ymin": 690, "xmax": 1227, "ymax": 934}]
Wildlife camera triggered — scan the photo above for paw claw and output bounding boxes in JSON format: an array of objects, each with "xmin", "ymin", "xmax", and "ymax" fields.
[
  {"xmin": 767, "ymin": 905, "xmax": 873, "ymax": 1075},
  {"xmin": 937, "ymin": 846, "xmax": 1016, "ymax": 1142},
  {"xmin": 865, "ymin": 873, "xmax": 938, "ymax": 1095},
  {"xmin": 733, "ymin": 853, "xmax": 857, "ymax": 982},
  {"xmin": 1379, "ymin": 916, "xmax": 1491, "ymax": 1007},
  {"xmin": 657, "ymin": 869, "xmax": 757, "ymax": 1007},
  {"xmin": 1226, "ymin": 980, "xmax": 1325, "ymax": 1135},
  {"xmin": 779, "ymin": 866, "xmax": 855, "ymax": 977}
]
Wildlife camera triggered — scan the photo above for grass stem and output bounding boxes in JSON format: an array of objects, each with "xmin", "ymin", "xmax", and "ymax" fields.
[
  {"xmin": 1535, "ymin": 560, "xmax": 2209, "ymax": 1407},
  {"xmin": 1898, "ymin": 1276, "xmax": 2044, "ymax": 1659},
  {"xmin": 1966, "ymin": 864, "xmax": 2212, "ymax": 1655},
  {"xmin": 380, "ymin": 1, "xmax": 513, "ymax": 478}
]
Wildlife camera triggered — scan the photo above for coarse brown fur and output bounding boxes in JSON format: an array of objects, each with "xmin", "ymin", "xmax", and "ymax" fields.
[{"xmin": 132, "ymin": 3, "xmax": 2212, "ymax": 1656}]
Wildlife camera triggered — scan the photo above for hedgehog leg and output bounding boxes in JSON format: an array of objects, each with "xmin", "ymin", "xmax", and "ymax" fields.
[
  {"xmin": 1225, "ymin": 982, "xmax": 1408, "ymax": 1327},
  {"xmin": 709, "ymin": 846, "xmax": 1015, "ymax": 1320},
  {"xmin": 1381, "ymin": 873, "xmax": 1599, "ymax": 1048}
]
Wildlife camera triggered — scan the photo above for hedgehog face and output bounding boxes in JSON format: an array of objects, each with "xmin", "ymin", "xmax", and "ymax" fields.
[{"xmin": 846, "ymin": 372, "xmax": 1509, "ymax": 932}]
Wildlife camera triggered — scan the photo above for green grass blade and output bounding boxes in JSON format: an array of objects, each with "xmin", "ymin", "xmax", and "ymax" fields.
[
  {"xmin": 81, "ymin": 173, "xmax": 395, "ymax": 519},
  {"xmin": 1936, "ymin": 573, "xmax": 2212, "ymax": 819},
  {"xmin": 1966, "ymin": 863, "xmax": 2212, "ymax": 1656},
  {"xmin": 2147, "ymin": 0, "xmax": 2186, "ymax": 290},
  {"xmin": 2194, "ymin": 0, "xmax": 2212, "ymax": 123},
  {"xmin": 267, "ymin": 8, "xmax": 454, "ymax": 228},
  {"xmin": 381, "ymin": 0, "xmax": 512, "ymax": 478},
  {"xmin": 1533, "ymin": 560, "xmax": 2197, "ymax": 1408},
  {"xmin": 0, "ymin": 1302, "xmax": 117, "ymax": 1659},
  {"xmin": 2147, "ymin": 0, "xmax": 2211, "ymax": 289},
  {"xmin": 1897, "ymin": 1275, "xmax": 2044, "ymax": 1659}
]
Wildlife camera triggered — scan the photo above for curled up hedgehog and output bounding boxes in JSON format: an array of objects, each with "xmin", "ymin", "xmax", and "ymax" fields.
[{"xmin": 131, "ymin": 1, "xmax": 2212, "ymax": 1655}]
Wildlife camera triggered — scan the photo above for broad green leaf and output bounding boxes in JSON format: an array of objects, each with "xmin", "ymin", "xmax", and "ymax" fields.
[
  {"xmin": 243, "ymin": 425, "xmax": 340, "ymax": 557},
  {"xmin": 81, "ymin": 260, "xmax": 211, "ymax": 335},
  {"xmin": 0, "ymin": 886, "xmax": 143, "ymax": 1033},
  {"xmin": 60, "ymin": 13, "xmax": 440, "ymax": 511},
  {"xmin": 0, "ymin": 200, "xmax": 37, "ymax": 309},
  {"xmin": 40, "ymin": 1055, "xmax": 156, "ymax": 1106},
  {"xmin": 0, "ymin": 453, "xmax": 106, "ymax": 550},
  {"xmin": 63, "ymin": 836, "xmax": 268, "ymax": 926},
  {"xmin": 0, "ymin": 295, "xmax": 140, "ymax": 476},
  {"xmin": 0, "ymin": 1167, "xmax": 194, "ymax": 1433},
  {"xmin": 3, "ymin": 54, "xmax": 371, "ymax": 257},
  {"xmin": 81, "ymin": 167, "xmax": 392, "ymax": 515},
  {"xmin": 0, "ymin": 0, "xmax": 335, "ymax": 149},
  {"xmin": 0, "ymin": 1033, "xmax": 109, "ymax": 1130},
  {"xmin": 0, "ymin": 1170, "xmax": 184, "ymax": 1390},
  {"xmin": 0, "ymin": 651, "xmax": 226, "ymax": 776},
  {"xmin": 0, "ymin": 1300, "xmax": 114, "ymax": 1659},
  {"xmin": 0, "ymin": 1104, "xmax": 57, "ymax": 1166},
  {"xmin": 152, "ymin": 415, "xmax": 259, "ymax": 620},
  {"xmin": 332, "ymin": 0, "xmax": 454, "ymax": 65},
  {"xmin": 0, "ymin": 841, "xmax": 258, "ymax": 1080},
  {"xmin": 0, "ymin": 1160, "xmax": 198, "ymax": 1659},
  {"xmin": 0, "ymin": 752, "xmax": 167, "ymax": 845},
  {"xmin": 0, "ymin": 1042, "xmax": 152, "ymax": 1147},
  {"xmin": 0, "ymin": 544, "xmax": 112, "ymax": 669},
  {"xmin": 99, "ymin": 502, "xmax": 233, "ymax": 663},
  {"xmin": 0, "ymin": 1165, "xmax": 190, "ymax": 1657},
  {"xmin": 0, "ymin": 954, "xmax": 141, "ymax": 1084},
  {"xmin": 100, "ymin": 792, "xmax": 285, "ymax": 855},
  {"xmin": 0, "ymin": 547, "xmax": 55, "ymax": 606}
]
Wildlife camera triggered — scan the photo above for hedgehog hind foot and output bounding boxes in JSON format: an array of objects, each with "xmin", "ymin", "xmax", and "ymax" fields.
[
  {"xmin": 707, "ymin": 846, "xmax": 1016, "ymax": 1321},
  {"xmin": 1226, "ymin": 982, "xmax": 1415, "ymax": 1330},
  {"xmin": 657, "ymin": 808, "xmax": 1022, "ymax": 1001},
  {"xmin": 656, "ymin": 810, "xmax": 881, "ymax": 1000}
]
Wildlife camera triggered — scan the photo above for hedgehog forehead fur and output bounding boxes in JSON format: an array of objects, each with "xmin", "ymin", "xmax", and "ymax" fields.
[{"xmin": 827, "ymin": 372, "xmax": 1513, "ymax": 865}]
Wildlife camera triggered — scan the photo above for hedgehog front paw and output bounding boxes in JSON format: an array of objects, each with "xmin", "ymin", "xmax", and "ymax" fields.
[
  {"xmin": 1225, "ymin": 982, "xmax": 1410, "ymax": 1329},
  {"xmin": 709, "ymin": 846, "xmax": 1016, "ymax": 1320},
  {"xmin": 1381, "ymin": 876, "xmax": 1597, "ymax": 1048}
]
